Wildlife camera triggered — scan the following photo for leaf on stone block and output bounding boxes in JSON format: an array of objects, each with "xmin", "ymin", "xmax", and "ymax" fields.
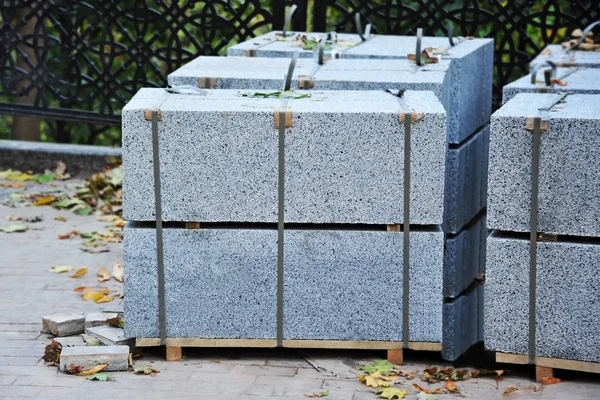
[
  {"xmin": 33, "ymin": 196, "xmax": 56, "ymax": 206},
  {"xmin": 359, "ymin": 360, "xmax": 396, "ymax": 375},
  {"xmin": 50, "ymin": 265, "xmax": 75, "ymax": 274},
  {"xmin": 81, "ymin": 291, "xmax": 104, "ymax": 301},
  {"xmin": 503, "ymin": 386, "xmax": 518, "ymax": 395},
  {"xmin": 42, "ymin": 340, "xmax": 62, "ymax": 365},
  {"xmin": 407, "ymin": 50, "xmax": 439, "ymax": 65},
  {"xmin": 304, "ymin": 392, "xmax": 329, "ymax": 398},
  {"xmin": 95, "ymin": 295, "xmax": 114, "ymax": 304},
  {"xmin": 112, "ymin": 262, "xmax": 124, "ymax": 282},
  {"xmin": 0, "ymin": 223, "xmax": 28, "ymax": 233},
  {"xmin": 86, "ymin": 372, "xmax": 113, "ymax": 381},
  {"xmin": 78, "ymin": 362, "xmax": 109, "ymax": 376},
  {"xmin": 69, "ymin": 267, "xmax": 88, "ymax": 278},
  {"xmin": 133, "ymin": 364, "xmax": 160, "ymax": 376},
  {"xmin": 67, "ymin": 363, "xmax": 84, "ymax": 374},
  {"xmin": 374, "ymin": 387, "xmax": 407, "ymax": 399},
  {"xmin": 412, "ymin": 384, "xmax": 442, "ymax": 394},
  {"xmin": 107, "ymin": 317, "xmax": 124, "ymax": 329},
  {"xmin": 550, "ymin": 78, "xmax": 568, "ymax": 86},
  {"xmin": 97, "ymin": 266, "xmax": 111, "ymax": 282},
  {"xmin": 82, "ymin": 334, "xmax": 101, "ymax": 346},
  {"xmin": 540, "ymin": 377, "xmax": 562, "ymax": 385},
  {"xmin": 360, "ymin": 371, "xmax": 398, "ymax": 388},
  {"xmin": 58, "ymin": 230, "xmax": 79, "ymax": 239}
]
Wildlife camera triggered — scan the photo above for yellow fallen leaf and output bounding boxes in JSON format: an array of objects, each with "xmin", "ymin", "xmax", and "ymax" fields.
[
  {"xmin": 1, "ymin": 182, "xmax": 24, "ymax": 188},
  {"xmin": 95, "ymin": 295, "xmax": 115, "ymax": 304},
  {"xmin": 70, "ymin": 267, "xmax": 88, "ymax": 278},
  {"xmin": 33, "ymin": 196, "xmax": 56, "ymax": 206},
  {"xmin": 374, "ymin": 387, "xmax": 407, "ymax": 399},
  {"xmin": 97, "ymin": 215, "xmax": 119, "ymax": 222},
  {"xmin": 360, "ymin": 371, "xmax": 398, "ymax": 388},
  {"xmin": 113, "ymin": 218, "xmax": 127, "ymax": 228},
  {"xmin": 112, "ymin": 262, "xmax": 124, "ymax": 283},
  {"xmin": 49, "ymin": 266, "xmax": 75, "ymax": 274},
  {"xmin": 81, "ymin": 291, "xmax": 104, "ymax": 301},
  {"xmin": 0, "ymin": 170, "xmax": 35, "ymax": 181},
  {"xmin": 97, "ymin": 287, "xmax": 111, "ymax": 295},
  {"xmin": 54, "ymin": 216, "xmax": 67, "ymax": 222},
  {"xmin": 78, "ymin": 362, "xmax": 109, "ymax": 376},
  {"xmin": 503, "ymin": 386, "xmax": 518, "ymax": 395},
  {"xmin": 97, "ymin": 266, "xmax": 111, "ymax": 282}
]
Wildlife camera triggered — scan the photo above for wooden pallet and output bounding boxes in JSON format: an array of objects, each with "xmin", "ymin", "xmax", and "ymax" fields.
[
  {"xmin": 496, "ymin": 352, "xmax": 600, "ymax": 381},
  {"xmin": 136, "ymin": 338, "xmax": 441, "ymax": 362}
]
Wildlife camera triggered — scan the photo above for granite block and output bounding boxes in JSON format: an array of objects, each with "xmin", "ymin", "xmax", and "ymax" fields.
[
  {"xmin": 443, "ymin": 214, "xmax": 486, "ymax": 298},
  {"xmin": 283, "ymin": 229, "xmax": 444, "ymax": 342},
  {"xmin": 41, "ymin": 313, "xmax": 85, "ymax": 337},
  {"xmin": 85, "ymin": 312, "xmax": 118, "ymax": 329},
  {"xmin": 123, "ymin": 89, "xmax": 446, "ymax": 225},
  {"xmin": 530, "ymin": 44, "xmax": 600, "ymax": 69},
  {"xmin": 85, "ymin": 325, "xmax": 133, "ymax": 347},
  {"xmin": 59, "ymin": 345, "xmax": 130, "ymax": 372},
  {"xmin": 442, "ymin": 282, "xmax": 483, "ymax": 361},
  {"xmin": 123, "ymin": 224, "xmax": 278, "ymax": 339},
  {"xmin": 488, "ymin": 93, "xmax": 600, "ymax": 236},
  {"xmin": 485, "ymin": 232, "xmax": 600, "ymax": 363},
  {"xmin": 503, "ymin": 68, "xmax": 600, "ymax": 104}
]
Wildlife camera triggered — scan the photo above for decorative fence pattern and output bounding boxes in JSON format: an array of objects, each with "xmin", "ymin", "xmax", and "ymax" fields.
[{"xmin": 0, "ymin": 0, "xmax": 598, "ymax": 144}]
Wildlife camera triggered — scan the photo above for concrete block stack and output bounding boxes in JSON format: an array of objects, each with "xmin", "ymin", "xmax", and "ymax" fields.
[
  {"xmin": 123, "ymin": 30, "xmax": 494, "ymax": 361},
  {"xmin": 485, "ymin": 93, "xmax": 600, "ymax": 363}
]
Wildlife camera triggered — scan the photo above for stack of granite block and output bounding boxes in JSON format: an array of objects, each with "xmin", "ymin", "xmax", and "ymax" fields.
[
  {"xmin": 530, "ymin": 44, "xmax": 600, "ymax": 69},
  {"xmin": 485, "ymin": 93, "xmax": 600, "ymax": 363},
  {"xmin": 122, "ymin": 87, "xmax": 482, "ymax": 360}
]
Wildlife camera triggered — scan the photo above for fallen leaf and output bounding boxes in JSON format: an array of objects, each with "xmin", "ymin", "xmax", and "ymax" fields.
[
  {"xmin": 86, "ymin": 373, "xmax": 112, "ymax": 381},
  {"xmin": 97, "ymin": 215, "xmax": 119, "ymax": 222},
  {"xmin": 49, "ymin": 265, "xmax": 75, "ymax": 274},
  {"xmin": 70, "ymin": 267, "xmax": 88, "ymax": 278},
  {"xmin": 540, "ymin": 377, "xmax": 562, "ymax": 385},
  {"xmin": 6, "ymin": 215, "xmax": 22, "ymax": 221},
  {"xmin": 97, "ymin": 266, "xmax": 111, "ymax": 282},
  {"xmin": 82, "ymin": 334, "xmax": 101, "ymax": 346},
  {"xmin": 407, "ymin": 50, "xmax": 439, "ymax": 65},
  {"xmin": 81, "ymin": 291, "xmax": 104, "ymax": 301},
  {"xmin": 113, "ymin": 218, "xmax": 126, "ymax": 228},
  {"xmin": 74, "ymin": 286, "xmax": 89, "ymax": 292},
  {"xmin": 0, "ymin": 170, "xmax": 35, "ymax": 181},
  {"xmin": 393, "ymin": 369, "xmax": 418, "ymax": 380},
  {"xmin": 54, "ymin": 216, "xmax": 67, "ymax": 222},
  {"xmin": 95, "ymin": 295, "xmax": 115, "ymax": 304},
  {"xmin": 133, "ymin": 364, "xmax": 160, "ymax": 376},
  {"xmin": 33, "ymin": 196, "xmax": 56, "ymax": 206},
  {"xmin": 35, "ymin": 174, "xmax": 54, "ymax": 183},
  {"xmin": 412, "ymin": 384, "xmax": 442, "ymax": 394},
  {"xmin": 67, "ymin": 364, "xmax": 84, "ymax": 374},
  {"xmin": 360, "ymin": 371, "xmax": 398, "ymax": 388},
  {"xmin": 444, "ymin": 380, "xmax": 459, "ymax": 393},
  {"xmin": 1, "ymin": 182, "xmax": 24, "ymax": 188},
  {"xmin": 550, "ymin": 78, "xmax": 568, "ymax": 86},
  {"xmin": 359, "ymin": 360, "xmax": 395, "ymax": 375},
  {"xmin": 78, "ymin": 362, "xmax": 109, "ymax": 376},
  {"xmin": 107, "ymin": 316, "xmax": 124, "ymax": 329},
  {"xmin": 374, "ymin": 387, "xmax": 407, "ymax": 399},
  {"xmin": 128, "ymin": 353, "xmax": 133, "ymax": 367},
  {"xmin": 42, "ymin": 340, "xmax": 62, "ymax": 365},
  {"xmin": 304, "ymin": 392, "xmax": 329, "ymax": 398},
  {"xmin": 112, "ymin": 262, "xmax": 124, "ymax": 282},
  {"xmin": 503, "ymin": 386, "xmax": 518, "ymax": 395},
  {"xmin": 0, "ymin": 223, "xmax": 28, "ymax": 233},
  {"xmin": 58, "ymin": 230, "xmax": 79, "ymax": 239},
  {"xmin": 81, "ymin": 246, "xmax": 110, "ymax": 253}
]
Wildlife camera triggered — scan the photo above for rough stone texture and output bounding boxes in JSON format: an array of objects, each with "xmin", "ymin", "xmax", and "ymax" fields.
[
  {"xmin": 503, "ymin": 68, "xmax": 600, "ymax": 103},
  {"xmin": 0, "ymin": 140, "xmax": 120, "ymax": 177},
  {"xmin": 530, "ymin": 44, "xmax": 600, "ymax": 69},
  {"xmin": 85, "ymin": 312, "xmax": 118, "ymax": 329},
  {"xmin": 444, "ymin": 214, "xmax": 486, "ymax": 298},
  {"xmin": 488, "ymin": 93, "xmax": 600, "ymax": 237},
  {"xmin": 485, "ymin": 232, "xmax": 600, "ymax": 363},
  {"xmin": 54, "ymin": 335, "xmax": 86, "ymax": 347},
  {"xmin": 41, "ymin": 313, "xmax": 84, "ymax": 337},
  {"xmin": 442, "ymin": 282, "xmax": 483, "ymax": 361},
  {"xmin": 122, "ymin": 89, "xmax": 446, "ymax": 225},
  {"xmin": 283, "ymin": 229, "xmax": 444, "ymax": 342},
  {"xmin": 124, "ymin": 224, "xmax": 278, "ymax": 339},
  {"xmin": 85, "ymin": 325, "xmax": 133, "ymax": 347},
  {"xmin": 58, "ymin": 345, "xmax": 130, "ymax": 372}
]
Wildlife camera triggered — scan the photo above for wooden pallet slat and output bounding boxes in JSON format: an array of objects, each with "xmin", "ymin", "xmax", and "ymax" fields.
[{"xmin": 496, "ymin": 352, "xmax": 600, "ymax": 378}]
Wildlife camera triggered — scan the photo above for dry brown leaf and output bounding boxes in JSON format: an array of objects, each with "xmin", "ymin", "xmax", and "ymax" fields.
[
  {"xmin": 550, "ymin": 78, "xmax": 568, "ymax": 86},
  {"xmin": 503, "ymin": 386, "xmax": 518, "ymax": 395},
  {"xmin": 68, "ymin": 364, "xmax": 85, "ymax": 374},
  {"xmin": 97, "ymin": 266, "xmax": 111, "ymax": 282},
  {"xmin": 78, "ymin": 362, "xmax": 109, "ymax": 376},
  {"xmin": 70, "ymin": 267, "xmax": 88, "ymax": 278},
  {"xmin": 304, "ymin": 392, "xmax": 329, "ymax": 398},
  {"xmin": 445, "ymin": 380, "xmax": 459, "ymax": 392},
  {"xmin": 112, "ymin": 262, "xmax": 124, "ymax": 282},
  {"xmin": 540, "ymin": 377, "xmax": 562, "ymax": 385},
  {"xmin": 95, "ymin": 295, "xmax": 115, "ymax": 304},
  {"xmin": 360, "ymin": 371, "xmax": 398, "ymax": 388},
  {"xmin": 1, "ymin": 183, "xmax": 24, "ymax": 188},
  {"xmin": 58, "ymin": 230, "xmax": 79, "ymax": 239},
  {"xmin": 412, "ymin": 384, "xmax": 442, "ymax": 394},
  {"xmin": 74, "ymin": 286, "xmax": 89, "ymax": 292}
]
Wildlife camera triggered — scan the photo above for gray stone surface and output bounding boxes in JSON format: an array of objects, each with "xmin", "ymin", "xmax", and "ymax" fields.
[
  {"xmin": 530, "ymin": 44, "xmax": 600, "ymax": 69},
  {"xmin": 122, "ymin": 89, "xmax": 446, "ymax": 225},
  {"xmin": 485, "ymin": 232, "xmax": 600, "ymax": 363},
  {"xmin": 488, "ymin": 93, "xmax": 600, "ymax": 236},
  {"xmin": 85, "ymin": 325, "xmax": 133, "ymax": 347},
  {"xmin": 41, "ymin": 313, "xmax": 84, "ymax": 337},
  {"xmin": 124, "ymin": 224, "xmax": 278, "ymax": 339},
  {"xmin": 503, "ymin": 68, "xmax": 600, "ymax": 104},
  {"xmin": 442, "ymin": 282, "xmax": 483, "ymax": 361},
  {"xmin": 283, "ymin": 228, "xmax": 444, "ymax": 342},
  {"xmin": 54, "ymin": 335, "xmax": 86, "ymax": 347},
  {"xmin": 85, "ymin": 312, "xmax": 118, "ymax": 329},
  {"xmin": 58, "ymin": 345, "xmax": 130, "ymax": 372}
]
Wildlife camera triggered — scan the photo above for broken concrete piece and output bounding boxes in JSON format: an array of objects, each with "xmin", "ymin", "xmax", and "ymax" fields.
[
  {"xmin": 85, "ymin": 312, "xmax": 118, "ymax": 329},
  {"xmin": 85, "ymin": 325, "xmax": 133, "ymax": 347},
  {"xmin": 53, "ymin": 335, "xmax": 86, "ymax": 347},
  {"xmin": 59, "ymin": 345, "xmax": 130, "ymax": 372},
  {"xmin": 41, "ymin": 313, "xmax": 85, "ymax": 337}
]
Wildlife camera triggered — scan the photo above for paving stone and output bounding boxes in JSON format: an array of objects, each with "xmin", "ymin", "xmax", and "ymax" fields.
[
  {"xmin": 85, "ymin": 312, "xmax": 118, "ymax": 329},
  {"xmin": 488, "ymin": 93, "xmax": 600, "ymax": 236},
  {"xmin": 53, "ymin": 335, "xmax": 86, "ymax": 347},
  {"xmin": 41, "ymin": 313, "xmax": 85, "ymax": 337},
  {"xmin": 503, "ymin": 67, "xmax": 600, "ymax": 103},
  {"xmin": 85, "ymin": 325, "xmax": 133, "ymax": 347},
  {"xmin": 58, "ymin": 345, "xmax": 130, "ymax": 372},
  {"xmin": 530, "ymin": 44, "xmax": 600, "ymax": 69},
  {"xmin": 485, "ymin": 232, "xmax": 600, "ymax": 363},
  {"xmin": 122, "ymin": 89, "xmax": 446, "ymax": 225}
]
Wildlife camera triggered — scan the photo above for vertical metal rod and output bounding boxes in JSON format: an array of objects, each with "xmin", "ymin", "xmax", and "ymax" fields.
[
  {"xmin": 403, "ymin": 113, "xmax": 411, "ymax": 349},
  {"xmin": 276, "ymin": 103, "xmax": 287, "ymax": 348}
]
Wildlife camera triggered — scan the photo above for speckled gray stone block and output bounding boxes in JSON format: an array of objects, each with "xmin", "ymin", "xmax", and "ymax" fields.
[
  {"xmin": 123, "ymin": 89, "xmax": 447, "ymax": 225},
  {"xmin": 59, "ymin": 345, "xmax": 130, "ymax": 372},
  {"xmin": 123, "ymin": 224, "xmax": 278, "ymax": 339},
  {"xmin": 442, "ymin": 282, "xmax": 483, "ymax": 361},
  {"xmin": 503, "ymin": 68, "xmax": 600, "ymax": 103},
  {"xmin": 530, "ymin": 44, "xmax": 600, "ymax": 69},
  {"xmin": 488, "ymin": 93, "xmax": 600, "ymax": 236},
  {"xmin": 485, "ymin": 232, "xmax": 600, "ymax": 363},
  {"xmin": 283, "ymin": 229, "xmax": 444, "ymax": 342},
  {"xmin": 42, "ymin": 313, "xmax": 85, "ymax": 337}
]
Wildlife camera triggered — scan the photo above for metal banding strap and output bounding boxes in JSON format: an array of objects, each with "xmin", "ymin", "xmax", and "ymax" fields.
[
  {"xmin": 402, "ymin": 111, "xmax": 411, "ymax": 349},
  {"xmin": 448, "ymin": 22, "xmax": 455, "ymax": 47},
  {"xmin": 355, "ymin": 13, "xmax": 371, "ymax": 42},
  {"xmin": 276, "ymin": 99, "xmax": 289, "ymax": 348},
  {"xmin": 284, "ymin": 51, "xmax": 299, "ymax": 91},
  {"xmin": 318, "ymin": 35, "xmax": 325, "ymax": 65},
  {"xmin": 530, "ymin": 61, "xmax": 557, "ymax": 85},
  {"xmin": 282, "ymin": 4, "xmax": 298, "ymax": 38},
  {"xmin": 415, "ymin": 28, "xmax": 423, "ymax": 66},
  {"xmin": 151, "ymin": 110, "xmax": 167, "ymax": 346},
  {"xmin": 566, "ymin": 20, "xmax": 600, "ymax": 53}
]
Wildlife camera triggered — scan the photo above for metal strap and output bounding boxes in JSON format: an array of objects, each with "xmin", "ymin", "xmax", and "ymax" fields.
[
  {"xmin": 282, "ymin": 4, "xmax": 298, "ymax": 38},
  {"xmin": 318, "ymin": 35, "xmax": 325, "ymax": 65},
  {"xmin": 403, "ymin": 111, "xmax": 411, "ymax": 349},
  {"xmin": 277, "ymin": 100, "xmax": 288, "ymax": 348},
  {"xmin": 528, "ymin": 115, "xmax": 541, "ymax": 365},
  {"xmin": 530, "ymin": 61, "xmax": 557, "ymax": 85},
  {"xmin": 151, "ymin": 110, "xmax": 167, "ymax": 346},
  {"xmin": 415, "ymin": 28, "xmax": 423, "ymax": 66},
  {"xmin": 448, "ymin": 22, "xmax": 455, "ymax": 46},
  {"xmin": 355, "ymin": 13, "xmax": 371, "ymax": 42},
  {"xmin": 284, "ymin": 51, "xmax": 299, "ymax": 91},
  {"xmin": 566, "ymin": 20, "xmax": 599, "ymax": 52}
]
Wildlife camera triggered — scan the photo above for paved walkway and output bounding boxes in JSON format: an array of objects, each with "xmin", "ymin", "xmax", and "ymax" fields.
[{"xmin": 1, "ymin": 177, "xmax": 600, "ymax": 399}]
